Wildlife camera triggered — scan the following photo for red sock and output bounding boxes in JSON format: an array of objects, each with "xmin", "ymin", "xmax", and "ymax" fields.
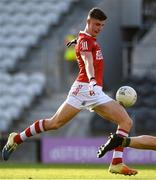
[
  {"xmin": 112, "ymin": 128, "xmax": 129, "ymax": 165},
  {"xmin": 14, "ymin": 119, "xmax": 46, "ymax": 144}
]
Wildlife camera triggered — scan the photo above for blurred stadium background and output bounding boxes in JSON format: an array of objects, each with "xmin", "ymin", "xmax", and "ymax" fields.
[{"xmin": 0, "ymin": 0, "xmax": 156, "ymax": 165}]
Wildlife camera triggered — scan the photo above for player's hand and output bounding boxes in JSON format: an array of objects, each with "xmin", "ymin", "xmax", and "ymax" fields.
[
  {"xmin": 89, "ymin": 79, "xmax": 97, "ymax": 96},
  {"xmin": 66, "ymin": 39, "xmax": 77, "ymax": 48}
]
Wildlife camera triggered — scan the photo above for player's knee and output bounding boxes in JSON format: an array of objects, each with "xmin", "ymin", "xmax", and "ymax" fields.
[
  {"xmin": 129, "ymin": 118, "xmax": 133, "ymax": 128},
  {"xmin": 119, "ymin": 117, "xmax": 133, "ymax": 131},
  {"xmin": 126, "ymin": 118, "xmax": 133, "ymax": 129}
]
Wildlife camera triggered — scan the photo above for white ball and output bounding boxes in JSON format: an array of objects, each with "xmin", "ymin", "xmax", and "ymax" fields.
[{"xmin": 116, "ymin": 86, "xmax": 137, "ymax": 107}]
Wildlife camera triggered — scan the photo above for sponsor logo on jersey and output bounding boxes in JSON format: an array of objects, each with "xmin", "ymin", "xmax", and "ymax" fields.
[{"xmin": 96, "ymin": 50, "xmax": 103, "ymax": 60}]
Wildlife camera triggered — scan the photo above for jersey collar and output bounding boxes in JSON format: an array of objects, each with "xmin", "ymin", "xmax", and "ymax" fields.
[{"xmin": 79, "ymin": 31, "xmax": 96, "ymax": 40}]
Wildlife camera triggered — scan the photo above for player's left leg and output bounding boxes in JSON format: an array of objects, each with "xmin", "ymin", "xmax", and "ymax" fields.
[
  {"xmin": 94, "ymin": 101, "xmax": 132, "ymax": 157},
  {"xmin": 94, "ymin": 101, "xmax": 137, "ymax": 175}
]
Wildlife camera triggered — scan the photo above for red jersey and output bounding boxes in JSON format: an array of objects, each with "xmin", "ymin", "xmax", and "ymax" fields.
[{"xmin": 75, "ymin": 31, "xmax": 104, "ymax": 87}]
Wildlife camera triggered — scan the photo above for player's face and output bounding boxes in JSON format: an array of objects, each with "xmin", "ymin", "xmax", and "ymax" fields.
[{"xmin": 87, "ymin": 18, "xmax": 105, "ymax": 37}]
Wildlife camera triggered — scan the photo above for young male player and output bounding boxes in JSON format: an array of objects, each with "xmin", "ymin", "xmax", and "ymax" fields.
[{"xmin": 2, "ymin": 7, "xmax": 137, "ymax": 175}]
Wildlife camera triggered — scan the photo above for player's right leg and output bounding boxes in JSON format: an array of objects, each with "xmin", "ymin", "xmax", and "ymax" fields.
[
  {"xmin": 94, "ymin": 101, "xmax": 137, "ymax": 175},
  {"xmin": 2, "ymin": 102, "xmax": 80, "ymax": 161},
  {"xmin": 95, "ymin": 101, "xmax": 133, "ymax": 158}
]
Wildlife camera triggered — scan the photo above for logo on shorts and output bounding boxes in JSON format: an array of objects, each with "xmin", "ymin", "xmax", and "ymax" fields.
[{"xmin": 72, "ymin": 85, "xmax": 83, "ymax": 96}]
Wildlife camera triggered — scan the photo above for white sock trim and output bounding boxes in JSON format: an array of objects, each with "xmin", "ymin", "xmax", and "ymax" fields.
[
  {"xmin": 113, "ymin": 151, "xmax": 123, "ymax": 158},
  {"xmin": 20, "ymin": 131, "xmax": 27, "ymax": 141},
  {"xmin": 116, "ymin": 130, "xmax": 128, "ymax": 137},
  {"xmin": 30, "ymin": 124, "xmax": 36, "ymax": 135},
  {"xmin": 39, "ymin": 119, "xmax": 44, "ymax": 132}
]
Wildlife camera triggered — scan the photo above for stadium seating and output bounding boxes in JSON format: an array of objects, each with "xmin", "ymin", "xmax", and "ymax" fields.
[
  {"xmin": 123, "ymin": 75, "xmax": 156, "ymax": 134},
  {"xmin": 132, "ymin": 23, "xmax": 156, "ymax": 76},
  {"xmin": 0, "ymin": 0, "xmax": 75, "ymax": 72},
  {"xmin": 0, "ymin": 72, "xmax": 46, "ymax": 131},
  {"xmin": 0, "ymin": 0, "xmax": 77, "ymax": 132}
]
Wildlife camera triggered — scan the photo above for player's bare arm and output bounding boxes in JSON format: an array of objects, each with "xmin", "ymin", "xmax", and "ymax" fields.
[
  {"xmin": 80, "ymin": 51, "xmax": 95, "ymax": 80},
  {"xmin": 80, "ymin": 51, "xmax": 97, "ymax": 95}
]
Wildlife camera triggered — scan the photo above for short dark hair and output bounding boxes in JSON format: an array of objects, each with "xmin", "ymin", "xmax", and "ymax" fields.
[{"xmin": 88, "ymin": 7, "xmax": 107, "ymax": 21}]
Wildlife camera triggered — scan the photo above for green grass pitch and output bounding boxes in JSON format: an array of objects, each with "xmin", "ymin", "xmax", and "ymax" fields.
[{"xmin": 0, "ymin": 163, "xmax": 156, "ymax": 179}]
